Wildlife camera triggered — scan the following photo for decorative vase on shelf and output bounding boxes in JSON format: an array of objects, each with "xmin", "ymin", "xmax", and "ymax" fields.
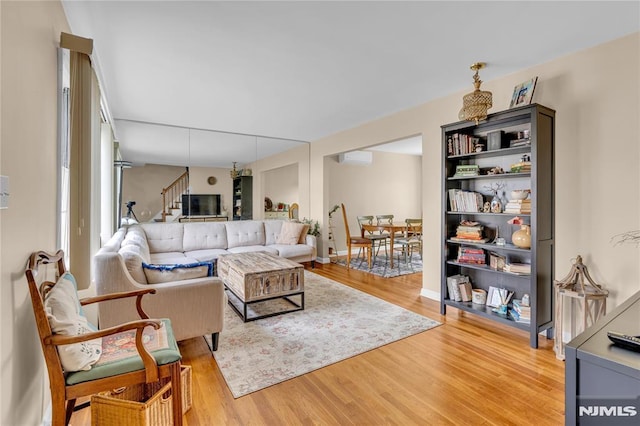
[
  {"xmin": 490, "ymin": 192, "xmax": 502, "ymax": 213},
  {"xmin": 512, "ymin": 224, "xmax": 531, "ymax": 248}
]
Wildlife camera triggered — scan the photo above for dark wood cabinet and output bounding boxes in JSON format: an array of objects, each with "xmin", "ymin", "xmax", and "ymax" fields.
[
  {"xmin": 440, "ymin": 104, "xmax": 555, "ymax": 348},
  {"xmin": 232, "ymin": 176, "xmax": 253, "ymax": 221}
]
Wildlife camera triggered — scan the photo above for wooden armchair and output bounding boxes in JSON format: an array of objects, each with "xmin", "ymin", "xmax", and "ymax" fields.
[{"xmin": 25, "ymin": 250, "xmax": 183, "ymax": 426}]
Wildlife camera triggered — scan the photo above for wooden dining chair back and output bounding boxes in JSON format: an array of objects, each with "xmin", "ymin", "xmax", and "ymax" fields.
[
  {"xmin": 341, "ymin": 204, "xmax": 372, "ymax": 269},
  {"xmin": 393, "ymin": 218, "xmax": 423, "ymax": 268},
  {"xmin": 25, "ymin": 250, "xmax": 184, "ymax": 426},
  {"xmin": 288, "ymin": 203, "xmax": 299, "ymax": 220},
  {"xmin": 357, "ymin": 215, "xmax": 388, "ymax": 259}
]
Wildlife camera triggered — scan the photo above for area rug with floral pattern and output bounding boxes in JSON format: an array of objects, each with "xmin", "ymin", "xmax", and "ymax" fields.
[
  {"xmin": 336, "ymin": 252, "xmax": 422, "ymax": 277},
  {"xmin": 205, "ymin": 270, "xmax": 440, "ymax": 398}
]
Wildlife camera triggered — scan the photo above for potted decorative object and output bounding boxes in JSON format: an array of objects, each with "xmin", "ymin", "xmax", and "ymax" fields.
[
  {"xmin": 328, "ymin": 204, "xmax": 340, "ymax": 219},
  {"xmin": 508, "ymin": 216, "xmax": 531, "ymax": 248},
  {"xmin": 302, "ymin": 218, "xmax": 321, "ymax": 237}
]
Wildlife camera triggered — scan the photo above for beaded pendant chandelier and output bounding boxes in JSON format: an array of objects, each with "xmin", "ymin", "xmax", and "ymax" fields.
[{"xmin": 459, "ymin": 62, "xmax": 493, "ymax": 125}]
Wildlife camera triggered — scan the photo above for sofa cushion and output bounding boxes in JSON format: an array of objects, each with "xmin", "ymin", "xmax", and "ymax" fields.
[
  {"xmin": 298, "ymin": 223, "xmax": 310, "ymax": 244},
  {"xmin": 225, "ymin": 220, "xmax": 265, "ymax": 248},
  {"xmin": 264, "ymin": 220, "xmax": 284, "ymax": 245},
  {"xmin": 142, "ymin": 262, "xmax": 214, "ymax": 284},
  {"xmin": 119, "ymin": 244, "xmax": 150, "ymax": 284},
  {"xmin": 227, "ymin": 245, "xmax": 279, "ymax": 256},
  {"xmin": 268, "ymin": 244, "xmax": 314, "ymax": 259},
  {"xmin": 183, "ymin": 222, "xmax": 228, "ymax": 251},
  {"xmin": 140, "ymin": 223, "xmax": 184, "ymax": 253},
  {"xmin": 44, "ymin": 272, "xmax": 102, "ymax": 372},
  {"xmin": 149, "ymin": 252, "xmax": 192, "ymax": 264},
  {"xmin": 276, "ymin": 221, "xmax": 307, "ymax": 245},
  {"xmin": 121, "ymin": 226, "xmax": 150, "ymax": 259},
  {"xmin": 185, "ymin": 248, "xmax": 230, "ymax": 263}
]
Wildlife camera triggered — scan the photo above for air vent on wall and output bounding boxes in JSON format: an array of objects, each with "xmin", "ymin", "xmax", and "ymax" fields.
[{"xmin": 338, "ymin": 150, "xmax": 373, "ymax": 165}]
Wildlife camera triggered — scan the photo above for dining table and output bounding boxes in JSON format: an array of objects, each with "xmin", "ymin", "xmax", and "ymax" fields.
[{"xmin": 361, "ymin": 223, "xmax": 422, "ymax": 269}]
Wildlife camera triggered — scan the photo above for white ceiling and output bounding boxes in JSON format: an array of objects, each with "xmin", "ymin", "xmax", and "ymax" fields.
[{"xmin": 62, "ymin": 1, "xmax": 639, "ymax": 166}]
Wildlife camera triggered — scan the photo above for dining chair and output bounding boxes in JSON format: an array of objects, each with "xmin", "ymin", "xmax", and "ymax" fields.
[
  {"xmin": 393, "ymin": 218, "xmax": 423, "ymax": 269},
  {"xmin": 341, "ymin": 204, "xmax": 372, "ymax": 269},
  {"xmin": 25, "ymin": 249, "xmax": 184, "ymax": 426},
  {"xmin": 357, "ymin": 215, "xmax": 388, "ymax": 262}
]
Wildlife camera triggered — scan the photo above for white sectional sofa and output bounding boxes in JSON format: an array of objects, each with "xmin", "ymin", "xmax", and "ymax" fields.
[{"xmin": 94, "ymin": 220, "xmax": 316, "ymax": 346}]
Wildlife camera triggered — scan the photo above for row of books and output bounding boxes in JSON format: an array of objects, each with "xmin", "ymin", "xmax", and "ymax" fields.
[
  {"xmin": 504, "ymin": 199, "xmax": 531, "ymax": 214},
  {"xmin": 510, "ymin": 160, "xmax": 532, "ymax": 173},
  {"xmin": 454, "ymin": 164, "xmax": 480, "ymax": 177},
  {"xmin": 451, "ymin": 221, "xmax": 490, "ymax": 243},
  {"xmin": 447, "ymin": 133, "xmax": 481, "ymax": 156},
  {"xmin": 448, "ymin": 189, "xmax": 484, "ymax": 212},
  {"xmin": 504, "ymin": 262, "xmax": 531, "ymax": 274},
  {"xmin": 457, "ymin": 246, "xmax": 486, "ymax": 265},
  {"xmin": 446, "ymin": 274, "xmax": 471, "ymax": 302},
  {"xmin": 509, "ymin": 137, "xmax": 531, "ymax": 148}
]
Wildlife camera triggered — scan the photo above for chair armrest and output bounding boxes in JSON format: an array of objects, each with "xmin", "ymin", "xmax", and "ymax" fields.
[
  {"xmin": 46, "ymin": 319, "xmax": 164, "ymax": 383},
  {"xmin": 80, "ymin": 288, "xmax": 157, "ymax": 319}
]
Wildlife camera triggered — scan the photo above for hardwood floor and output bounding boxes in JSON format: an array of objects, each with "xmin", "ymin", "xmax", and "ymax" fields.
[{"xmin": 71, "ymin": 261, "xmax": 565, "ymax": 425}]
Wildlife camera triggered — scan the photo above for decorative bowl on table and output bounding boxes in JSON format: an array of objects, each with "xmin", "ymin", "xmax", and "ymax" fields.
[{"xmin": 510, "ymin": 190, "xmax": 530, "ymax": 200}]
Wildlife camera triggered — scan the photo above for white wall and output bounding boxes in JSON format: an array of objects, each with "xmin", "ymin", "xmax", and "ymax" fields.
[
  {"xmin": 310, "ymin": 32, "xmax": 640, "ymax": 309},
  {"xmin": 0, "ymin": 1, "xmax": 71, "ymax": 424}
]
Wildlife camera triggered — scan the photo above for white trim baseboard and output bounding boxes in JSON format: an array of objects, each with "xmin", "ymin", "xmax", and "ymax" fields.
[{"xmin": 420, "ymin": 288, "xmax": 440, "ymax": 301}]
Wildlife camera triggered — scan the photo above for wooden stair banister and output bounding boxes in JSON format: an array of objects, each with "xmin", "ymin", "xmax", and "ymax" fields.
[{"xmin": 160, "ymin": 167, "xmax": 189, "ymax": 222}]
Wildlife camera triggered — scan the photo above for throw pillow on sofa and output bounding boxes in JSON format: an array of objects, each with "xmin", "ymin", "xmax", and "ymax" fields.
[
  {"xmin": 142, "ymin": 261, "xmax": 214, "ymax": 284},
  {"xmin": 44, "ymin": 271, "xmax": 102, "ymax": 372},
  {"xmin": 276, "ymin": 221, "xmax": 307, "ymax": 245}
]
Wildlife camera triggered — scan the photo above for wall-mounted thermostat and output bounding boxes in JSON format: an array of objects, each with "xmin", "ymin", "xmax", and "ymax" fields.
[{"xmin": 0, "ymin": 176, "xmax": 9, "ymax": 209}]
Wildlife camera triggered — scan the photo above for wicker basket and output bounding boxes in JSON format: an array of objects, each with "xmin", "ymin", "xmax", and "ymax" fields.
[
  {"xmin": 149, "ymin": 364, "xmax": 192, "ymax": 413},
  {"xmin": 91, "ymin": 365, "xmax": 193, "ymax": 425},
  {"xmin": 91, "ymin": 382, "xmax": 173, "ymax": 426}
]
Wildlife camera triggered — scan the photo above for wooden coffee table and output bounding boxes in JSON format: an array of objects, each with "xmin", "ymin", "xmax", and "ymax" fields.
[{"xmin": 217, "ymin": 252, "xmax": 304, "ymax": 322}]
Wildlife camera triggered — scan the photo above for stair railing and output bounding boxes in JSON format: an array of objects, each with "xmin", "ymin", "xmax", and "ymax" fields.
[{"xmin": 160, "ymin": 168, "xmax": 189, "ymax": 222}]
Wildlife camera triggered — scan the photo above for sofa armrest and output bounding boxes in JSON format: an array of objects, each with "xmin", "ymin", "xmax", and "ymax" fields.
[
  {"xmin": 95, "ymin": 252, "xmax": 227, "ymax": 342},
  {"xmin": 305, "ymin": 234, "xmax": 317, "ymax": 261}
]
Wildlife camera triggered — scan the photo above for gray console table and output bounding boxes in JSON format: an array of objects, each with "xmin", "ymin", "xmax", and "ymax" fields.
[{"xmin": 565, "ymin": 290, "xmax": 640, "ymax": 425}]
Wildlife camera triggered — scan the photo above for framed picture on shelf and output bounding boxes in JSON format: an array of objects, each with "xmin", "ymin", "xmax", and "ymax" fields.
[{"xmin": 509, "ymin": 77, "xmax": 538, "ymax": 108}]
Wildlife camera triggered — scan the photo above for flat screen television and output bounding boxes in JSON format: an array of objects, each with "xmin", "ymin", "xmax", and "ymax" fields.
[{"xmin": 182, "ymin": 194, "xmax": 221, "ymax": 216}]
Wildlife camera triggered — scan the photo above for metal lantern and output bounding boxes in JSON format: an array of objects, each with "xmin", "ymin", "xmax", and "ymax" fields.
[{"xmin": 553, "ymin": 255, "xmax": 608, "ymax": 360}]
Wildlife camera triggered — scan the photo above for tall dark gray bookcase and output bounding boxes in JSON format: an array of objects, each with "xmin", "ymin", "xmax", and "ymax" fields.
[
  {"xmin": 440, "ymin": 104, "xmax": 555, "ymax": 348},
  {"xmin": 232, "ymin": 176, "xmax": 253, "ymax": 221}
]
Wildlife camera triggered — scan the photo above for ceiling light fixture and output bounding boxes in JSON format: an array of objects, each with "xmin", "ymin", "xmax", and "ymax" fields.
[{"xmin": 459, "ymin": 62, "xmax": 493, "ymax": 125}]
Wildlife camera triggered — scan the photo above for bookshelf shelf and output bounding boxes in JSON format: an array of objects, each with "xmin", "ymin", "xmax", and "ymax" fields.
[{"xmin": 441, "ymin": 104, "xmax": 555, "ymax": 348}]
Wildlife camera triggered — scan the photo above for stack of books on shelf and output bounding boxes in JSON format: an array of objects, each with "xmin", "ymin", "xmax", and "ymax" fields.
[
  {"xmin": 448, "ymin": 189, "xmax": 483, "ymax": 212},
  {"xmin": 510, "ymin": 159, "xmax": 532, "ymax": 173},
  {"xmin": 509, "ymin": 137, "xmax": 531, "ymax": 148},
  {"xmin": 509, "ymin": 299, "xmax": 531, "ymax": 324},
  {"xmin": 450, "ymin": 221, "xmax": 489, "ymax": 243},
  {"xmin": 447, "ymin": 133, "xmax": 481, "ymax": 156},
  {"xmin": 446, "ymin": 274, "xmax": 471, "ymax": 302},
  {"xmin": 456, "ymin": 246, "xmax": 486, "ymax": 265},
  {"xmin": 504, "ymin": 262, "xmax": 531, "ymax": 274},
  {"xmin": 504, "ymin": 199, "xmax": 532, "ymax": 214},
  {"xmin": 454, "ymin": 164, "xmax": 480, "ymax": 177}
]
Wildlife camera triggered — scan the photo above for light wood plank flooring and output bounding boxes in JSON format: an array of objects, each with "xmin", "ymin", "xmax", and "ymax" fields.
[{"xmin": 71, "ymin": 261, "xmax": 565, "ymax": 425}]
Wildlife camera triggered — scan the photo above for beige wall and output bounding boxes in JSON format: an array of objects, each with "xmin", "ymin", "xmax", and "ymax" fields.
[
  {"xmin": 187, "ymin": 166, "xmax": 233, "ymax": 215},
  {"xmin": 263, "ymin": 163, "xmax": 298, "ymax": 213},
  {"xmin": 123, "ymin": 164, "xmax": 234, "ymax": 221},
  {"xmin": 0, "ymin": 1, "xmax": 70, "ymax": 425},
  {"xmin": 310, "ymin": 32, "xmax": 640, "ymax": 309},
  {"xmin": 251, "ymin": 142, "xmax": 311, "ymax": 220},
  {"xmin": 327, "ymin": 151, "xmax": 422, "ymax": 254}
]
